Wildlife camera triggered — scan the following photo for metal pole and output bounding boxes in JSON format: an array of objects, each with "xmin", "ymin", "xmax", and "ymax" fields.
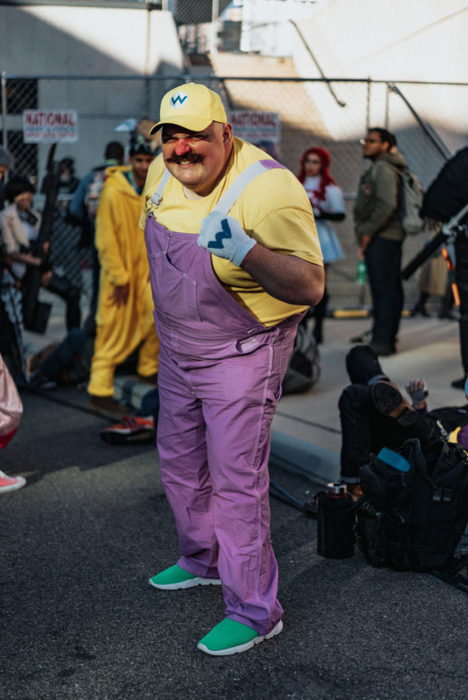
[
  {"xmin": 143, "ymin": 1, "xmax": 152, "ymax": 117},
  {"xmin": 388, "ymin": 82, "xmax": 452, "ymax": 160},
  {"xmin": 365, "ymin": 77, "xmax": 371, "ymax": 131},
  {"xmin": 385, "ymin": 82, "xmax": 390, "ymax": 130},
  {"xmin": 1, "ymin": 71, "xmax": 8, "ymax": 151},
  {"xmin": 290, "ymin": 20, "xmax": 346, "ymax": 108},
  {"xmin": 211, "ymin": 0, "xmax": 219, "ymax": 56}
]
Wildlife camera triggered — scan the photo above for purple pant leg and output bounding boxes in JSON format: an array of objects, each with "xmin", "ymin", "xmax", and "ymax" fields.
[
  {"xmin": 156, "ymin": 345, "xmax": 219, "ymax": 579},
  {"xmin": 201, "ymin": 344, "xmax": 283, "ymax": 635}
]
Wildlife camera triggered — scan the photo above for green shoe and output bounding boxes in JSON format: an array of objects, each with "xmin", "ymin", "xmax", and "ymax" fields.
[
  {"xmin": 148, "ymin": 564, "xmax": 221, "ymax": 590},
  {"xmin": 197, "ymin": 618, "xmax": 283, "ymax": 656}
]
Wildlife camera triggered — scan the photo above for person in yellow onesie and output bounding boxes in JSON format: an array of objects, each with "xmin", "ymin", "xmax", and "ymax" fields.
[{"xmin": 88, "ymin": 141, "xmax": 159, "ymax": 414}]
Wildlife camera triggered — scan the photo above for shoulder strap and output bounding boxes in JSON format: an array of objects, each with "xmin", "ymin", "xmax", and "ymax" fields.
[
  {"xmin": 215, "ymin": 159, "xmax": 286, "ymax": 215},
  {"xmin": 150, "ymin": 169, "xmax": 171, "ymax": 207},
  {"xmin": 150, "ymin": 158, "xmax": 285, "ymax": 211}
]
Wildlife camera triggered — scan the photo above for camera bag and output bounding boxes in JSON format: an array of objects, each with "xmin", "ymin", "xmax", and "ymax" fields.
[{"xmin": 357, "ymin": 438, "xmax": 468, "ymax": 574}]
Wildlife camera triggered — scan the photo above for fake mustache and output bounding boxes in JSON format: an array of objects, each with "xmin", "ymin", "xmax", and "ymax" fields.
[{"xmin": 167, "ymin": 154, "xmax": 203, "ymax": 165}]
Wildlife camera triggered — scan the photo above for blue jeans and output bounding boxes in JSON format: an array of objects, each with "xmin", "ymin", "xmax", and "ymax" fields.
[
  {"xmin": 41, "ymin": 328, "xmax": 88, "ymax": 381},
  {"xmin": 365, "ymin": 237, "xmax": 403, "ymax": 349}
]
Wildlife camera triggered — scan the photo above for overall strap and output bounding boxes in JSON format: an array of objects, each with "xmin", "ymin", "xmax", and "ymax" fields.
[
  {"xmin": 150, "ymin": 169, "xmax": 171, "ymax": 207},
  {"xmin": 150, "ymin": 159, "xmax": 285, "ymax": 211},
  {"xmin": 215, "ymin": 159, "xmax": 285, "ymax": 215}
]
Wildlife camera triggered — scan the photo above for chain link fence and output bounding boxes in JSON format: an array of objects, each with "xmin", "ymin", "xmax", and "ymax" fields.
[{"xmin": 2, "ymin": 72, "xmax": 467, "ymax": 314}]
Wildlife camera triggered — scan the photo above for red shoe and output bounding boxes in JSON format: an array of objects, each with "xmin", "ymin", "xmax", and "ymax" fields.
[
  {"xmin": 0, "ymin": 471, "xmax": 26, "ymax": 494},
  {"xmin": 100, "ymin": 416, "xmax": 155, "ymax": 445}
]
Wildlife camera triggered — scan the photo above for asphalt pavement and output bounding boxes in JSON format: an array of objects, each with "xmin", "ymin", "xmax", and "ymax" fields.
[{"xmin": 1, "ymin": 313, "xmax": 467, "ymax": 699}]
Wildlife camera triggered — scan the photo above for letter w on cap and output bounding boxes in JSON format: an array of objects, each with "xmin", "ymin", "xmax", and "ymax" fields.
[{"xmin": 171, "ymin": 94, "xmax": 188, "ymax": 107}]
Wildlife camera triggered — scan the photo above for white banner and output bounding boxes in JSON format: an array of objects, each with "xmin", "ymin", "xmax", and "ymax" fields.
[
  {"xmin": 23, "ymin": 110, "xmax": 79, "ymax": 143},
  {"xmin": 230, "ymin": 110, "xmax": 281, "ymax": 144}
]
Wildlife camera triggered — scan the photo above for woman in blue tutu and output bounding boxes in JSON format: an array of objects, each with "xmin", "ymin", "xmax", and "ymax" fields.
[{"xmin": 298, "ymin": 147, "xmax": 345, "ymax": 343}]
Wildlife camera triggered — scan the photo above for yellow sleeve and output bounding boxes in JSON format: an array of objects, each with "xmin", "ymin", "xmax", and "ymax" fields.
[
  {"xmin": 235, "ymin": 168, "xmax": 323, "ymax": 265},
  {"xmin": 95, "ymin": 183, "xmax": 130, "ymax": 287}
]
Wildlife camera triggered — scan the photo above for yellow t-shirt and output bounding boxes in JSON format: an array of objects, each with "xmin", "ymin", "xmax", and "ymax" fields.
[{"xmin": 140, "ymin": 137, "xmax": 323, "ymax": 326}]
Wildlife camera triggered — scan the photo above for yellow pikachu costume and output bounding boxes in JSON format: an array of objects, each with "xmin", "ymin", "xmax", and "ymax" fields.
[{"xmin": 88, "ymin": 166, "xmax": 158, "ymax": 397}]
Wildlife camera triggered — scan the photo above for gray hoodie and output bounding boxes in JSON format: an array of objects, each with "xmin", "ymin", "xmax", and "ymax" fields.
[{"xmin": 353, "ymin": 151, "xmax": 407, "ymax": 242}]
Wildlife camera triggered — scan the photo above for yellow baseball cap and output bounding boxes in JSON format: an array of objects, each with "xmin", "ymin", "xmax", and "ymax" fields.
[{"xmin": 150, "ymin": 83, "xmax": 228, "ymax": 135}]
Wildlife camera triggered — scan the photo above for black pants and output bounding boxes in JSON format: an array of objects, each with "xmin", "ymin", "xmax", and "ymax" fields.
[
  {"xmin": 338, "ymin": 384, "xmax": 439, "ymax": 482},
  {"xmin": 455, "ymin": 233, "xmax": 468, "ymax": 375},
  {"xmin": 365, "ymin": 236, "xmax": 403, "ymax": 350},
  {"xmin": 46, "ymin": 272, "xmax": 81, "ymax": 330}
]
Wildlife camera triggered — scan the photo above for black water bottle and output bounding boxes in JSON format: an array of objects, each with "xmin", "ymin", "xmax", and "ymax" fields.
[{"xmin": 317, "ymin": 482, "xmax": 355, "ymax": 559}]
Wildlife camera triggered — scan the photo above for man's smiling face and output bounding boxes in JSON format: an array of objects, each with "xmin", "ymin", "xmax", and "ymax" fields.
[{"xmin": 161, "ymin": 121, "xmax": 233, "ymax": 196}]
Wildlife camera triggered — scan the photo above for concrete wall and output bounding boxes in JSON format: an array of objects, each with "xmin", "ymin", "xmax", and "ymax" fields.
[
  {"xmin": 286, "ymin": 0, "xmax": 468, "ymax": 185},
  {"xmin": 240, "ymin": 0, "xmax": 468, "ymax": 163},
  {"xmin": 0, "ymin": 5, "xmax": 185, "ymax": 178},
  {"xmin": 305, "ymin": 0, "xmax": 467, "ymax": 83}
]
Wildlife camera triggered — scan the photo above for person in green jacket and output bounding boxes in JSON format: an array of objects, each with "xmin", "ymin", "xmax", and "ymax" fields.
[{"xmin": 353, "ymin": 128, "xmax": 407, "ymax": 356}]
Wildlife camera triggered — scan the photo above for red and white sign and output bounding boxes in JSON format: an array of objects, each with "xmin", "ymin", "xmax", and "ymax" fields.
[
  {"xmin": 230, "ymin": 110, "xmax": 280, "ymax": 143},
  {"xmin": 23, "ymin": 110, "xmax": 79, "ymax": 143}
]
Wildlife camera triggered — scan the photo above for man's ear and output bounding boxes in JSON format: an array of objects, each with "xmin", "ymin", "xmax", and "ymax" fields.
[{"xmin": 223, "ymin": 123, "xmax": 233, "ymax": 145}]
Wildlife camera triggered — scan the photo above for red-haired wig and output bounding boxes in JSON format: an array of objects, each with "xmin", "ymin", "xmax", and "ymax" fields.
[{"xmin": 297, "ymin": 147, "xmax": 337, "ymax": 202}]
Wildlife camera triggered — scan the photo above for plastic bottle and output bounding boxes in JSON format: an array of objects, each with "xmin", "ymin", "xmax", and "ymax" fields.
[
  {"xmin": 317, "ymin": 482, "xmax": 355, "ymax": 559},
  {"xmin": 356, "ymin": 260, "xmax": 367, "ymax": 285}
]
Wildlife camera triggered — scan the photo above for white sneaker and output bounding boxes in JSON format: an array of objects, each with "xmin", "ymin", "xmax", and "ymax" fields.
[{"xmin": 0, "ymin": 471, "xmax": 26, "ymax": 494}]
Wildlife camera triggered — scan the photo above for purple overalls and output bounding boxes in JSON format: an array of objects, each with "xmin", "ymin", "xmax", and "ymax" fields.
[{"xmin": 144, "ymin": 161, "xmax": 301, "ymax": 635}]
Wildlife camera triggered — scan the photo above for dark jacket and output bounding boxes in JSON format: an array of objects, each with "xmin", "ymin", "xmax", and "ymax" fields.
[
  {"xmin": 353, "ymin": 152, "xmax": 406, "ymax": 242},
  {"xmin": 421, "ymin": 147, "xmax": 468, "ymax": 223}
]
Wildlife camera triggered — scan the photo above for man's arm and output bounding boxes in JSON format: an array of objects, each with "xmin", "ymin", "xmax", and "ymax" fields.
[
  {"xmin": 241, "ymin": 244, "xmax": 324, "ymax": 306},
  {"xmin": 198, "ymin": 210, "xmax": 324, "ymax": 306}
]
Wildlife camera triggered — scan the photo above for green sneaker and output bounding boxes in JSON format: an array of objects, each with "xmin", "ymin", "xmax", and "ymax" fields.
[
  {"xmin": 148, "ymin": 564, "xmax": 221, "ymax": 590},
  {"xmin": 197, "ymin": 618, "xmax": 283, "ymax": 656}
]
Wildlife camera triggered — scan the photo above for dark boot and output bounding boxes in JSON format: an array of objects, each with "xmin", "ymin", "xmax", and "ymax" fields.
[
  {"xmin": 410, "ymin": 292, "xmax": 430, "ymax": 317},
  {"xmin": 313, "ymin": 288, "xmax": 328, "ymax": 344}
]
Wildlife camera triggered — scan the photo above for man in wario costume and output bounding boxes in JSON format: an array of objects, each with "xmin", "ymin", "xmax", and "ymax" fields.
[{"xmin": 142, "ymin": 83, "xmax": 323, "ymax": 656}]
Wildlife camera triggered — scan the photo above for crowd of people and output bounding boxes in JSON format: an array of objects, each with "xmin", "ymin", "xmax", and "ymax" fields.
[{"xmin": 1, "ymin": 83, "xmax": 467, "ymax": 656}]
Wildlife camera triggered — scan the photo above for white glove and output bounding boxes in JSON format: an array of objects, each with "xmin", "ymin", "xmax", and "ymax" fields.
[{"xmin": 198, "ymin": 210, "xmax": 256, "ymax": 267}]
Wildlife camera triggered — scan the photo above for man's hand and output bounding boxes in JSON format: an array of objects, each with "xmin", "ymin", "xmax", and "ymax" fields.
[
  {"xmin": 109, "ymin": 283, "xmax": 130, "ymax": 307},
  {"xmin": 198, "ymin": 211, "xmax": 256, "ymax": 267},
  {"xmin": 359, "ymin": 234, "xmax": 371, "ymax": 255},
  {"xmin": 405, "ymin": 379, "xmax": 428, "ymax": 409}
]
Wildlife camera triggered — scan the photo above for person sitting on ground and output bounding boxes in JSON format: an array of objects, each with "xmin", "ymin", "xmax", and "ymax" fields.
[
  {"xmin": 28, "ymin": 327, "xmax": 94, "ymax": 389},
  {"xmin": 338, "ymin": 345, "xmax": 468, "ymax": 499}
]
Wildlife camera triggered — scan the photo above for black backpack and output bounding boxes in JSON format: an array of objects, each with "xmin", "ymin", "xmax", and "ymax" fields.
[
  {"xmin": 357, "ymin": 438, "xmax": 468, "ymax": 574},
  {"xmin": 282, "ymin": 321, "xmax": 321, "ymax": 395}
]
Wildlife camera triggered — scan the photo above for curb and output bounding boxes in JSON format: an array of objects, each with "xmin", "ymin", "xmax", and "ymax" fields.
[{"xmin": 269, "ymin": 430, "xmax": 340, "ymax": 485}]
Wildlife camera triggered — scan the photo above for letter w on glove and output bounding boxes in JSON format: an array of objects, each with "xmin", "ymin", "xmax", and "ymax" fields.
[{"xmin": 198, "ymin": 210, "xmax": 256, "ymax": 267}]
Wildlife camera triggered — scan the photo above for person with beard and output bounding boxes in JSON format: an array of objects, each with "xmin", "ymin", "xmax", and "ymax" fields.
[
  {"xmin": 141, "ymin": 83, "xmax": 324, "ymax": 656},
  {"xmin": 352, "ymin": 128, "xmax": 407, "ymax": 356}
]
